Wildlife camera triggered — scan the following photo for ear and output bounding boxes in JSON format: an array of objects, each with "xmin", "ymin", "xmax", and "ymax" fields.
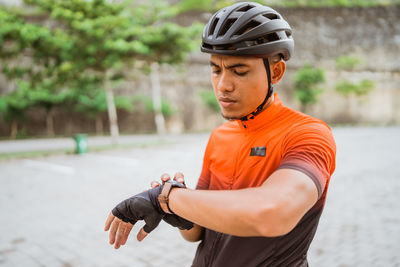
[{"xmin": 270, "ymin": 61, "xmax": 286, "ymax": 84}]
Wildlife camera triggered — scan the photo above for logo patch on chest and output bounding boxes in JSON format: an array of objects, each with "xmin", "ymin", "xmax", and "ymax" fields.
[{"xmin": 250, "ymin": 146, "xmax": 266, "ymax": 157}]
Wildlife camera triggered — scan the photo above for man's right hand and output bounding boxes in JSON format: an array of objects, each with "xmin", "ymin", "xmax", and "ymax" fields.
[{"xmin": 151, "ymin": 172, "xmax": 194, "ymax": 230}]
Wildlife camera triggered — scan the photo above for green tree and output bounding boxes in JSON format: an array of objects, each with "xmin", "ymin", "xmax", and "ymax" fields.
[
  {"xmin": 135, "ymin": 95, "xmax": 175, "ymax": 118},
  {"xmin": 22, "ymin": 80, "xmax": 73, "ymax": 136},
  {"xmin": 0, "ymin": 0, "xmax": 201, "ymax": 140},
  {"xmin": 73, "ymin": 87, "xmax": 134, "ymax": 135},
  {"xmin": 334, "ymin": 79, "xmax": 374, "ymax": 122},
  {"xmin": 334, "ymin": 53, "xmax": 374, "ymax": 121},
  {"xmin": 293, "ymin": 63, "xmax": 325, "ymax": 113},
  {"xmin": 335, "ymin": 55, "xmax": 362, "ymax": 71},
  {"xmin": 0, "ymin": 83, "xmax": 32, "ymax": 139},
  {"xmin": 335, "ymin": 79, "xmax": 374, "ymax": 97}
]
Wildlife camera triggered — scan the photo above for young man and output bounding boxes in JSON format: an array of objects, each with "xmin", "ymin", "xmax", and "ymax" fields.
[{"xmin": 105, "ymin": 2, "xmax": 336, "ymax": 266}]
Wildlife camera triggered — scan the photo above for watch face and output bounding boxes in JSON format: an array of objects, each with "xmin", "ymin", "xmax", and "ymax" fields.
[{"xmin": 169, "ymin": 180, "xmax": 186, "ymax": 188}]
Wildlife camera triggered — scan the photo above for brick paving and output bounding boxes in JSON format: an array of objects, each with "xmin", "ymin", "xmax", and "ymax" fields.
[{"xmin": 0, "ymin": 127, "xmax": 399, "ymax": 267}]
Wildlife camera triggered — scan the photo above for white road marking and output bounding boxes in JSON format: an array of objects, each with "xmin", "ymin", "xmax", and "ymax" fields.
[{"xmin": 24, "ymin": 160, "xmax": 76, "ymax": 175}]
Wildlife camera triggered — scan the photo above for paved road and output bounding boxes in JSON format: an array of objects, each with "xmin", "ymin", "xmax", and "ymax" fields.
[{"xmin": 0, "ymin": 127, "xmax": 399, "ymax": 267}]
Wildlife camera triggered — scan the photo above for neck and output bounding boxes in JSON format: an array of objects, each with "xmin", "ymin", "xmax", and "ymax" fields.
[{"xmin": 261, "ymin": 94, "xmax": 274, "ymax": 112}]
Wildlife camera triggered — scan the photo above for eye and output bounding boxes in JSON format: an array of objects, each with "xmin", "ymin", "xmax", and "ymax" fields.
[
  {"xmin": 212, "ymin": 69, "xmax": 221, "ymax": 75},
  {"xmin": 234, "ymin": 70, "xmax": 249, "ymax": 76}
]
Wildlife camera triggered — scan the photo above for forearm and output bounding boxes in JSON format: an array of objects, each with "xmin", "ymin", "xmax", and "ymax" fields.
[
  {"xmin": 169, "ymin": 169, "xmax": 318, "ymax": 237},
  {"xmin": 179, "ymin": 224, "xmax": 204, "ymax": 242},
  {"xmin": 170, "ymin": 187, "xmax": 274, "ymax": 237}
]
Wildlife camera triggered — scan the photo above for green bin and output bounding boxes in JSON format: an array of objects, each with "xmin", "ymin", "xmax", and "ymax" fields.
[{"xmin": 74, "ymin": 134, "xmax": 88, "ymax": 154}]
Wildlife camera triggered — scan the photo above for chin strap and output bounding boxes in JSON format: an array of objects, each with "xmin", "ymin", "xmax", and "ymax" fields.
[{"xmin": 240, "ymin": 58, "xmax": 273, "ymax": 122}]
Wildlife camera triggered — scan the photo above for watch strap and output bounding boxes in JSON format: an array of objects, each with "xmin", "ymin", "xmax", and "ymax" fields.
[
  {"xmin": 158, "ymin": 183, "xmax": 173, "ymax": 214},
  {"xmin": 158, "ymin": 181, "xmax": 186, "ymax": 214}
]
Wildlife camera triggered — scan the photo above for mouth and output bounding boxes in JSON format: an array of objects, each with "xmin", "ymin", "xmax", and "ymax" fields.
[{"xmin": 218, "ymin": 97, "xmax": 237, "ymax": 108}]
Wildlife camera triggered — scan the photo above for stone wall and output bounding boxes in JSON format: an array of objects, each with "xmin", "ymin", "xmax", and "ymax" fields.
[
  {"xmin": 0, "ymin": 5, "xmax": 399, "ymax": 137},
  {"xmin": 164, "ymin": 5, "xmax": 400, "ymax": 130}
]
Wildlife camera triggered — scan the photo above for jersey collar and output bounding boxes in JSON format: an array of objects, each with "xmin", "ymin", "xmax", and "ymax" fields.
[{"xmin": 237, "ymin": 93, "xmax": 282, "ymax": 131}]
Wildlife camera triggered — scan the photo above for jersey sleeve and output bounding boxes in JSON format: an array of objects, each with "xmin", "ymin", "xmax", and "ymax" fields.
[
  {"xmin": 196, "ymin": 132, "xmax": 214, "ymax": 190},
  {"xmin": 278, "ymin": 121, "xmax": 336, "ymax": 198}
]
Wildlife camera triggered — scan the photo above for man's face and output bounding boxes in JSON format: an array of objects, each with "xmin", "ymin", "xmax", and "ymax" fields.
[{"xmin": 210, "ymin": 54, "xmax": 269, "ymax": 120}]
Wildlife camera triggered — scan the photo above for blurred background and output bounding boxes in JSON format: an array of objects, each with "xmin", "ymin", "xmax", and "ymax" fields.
[{"xmin": 0, "ymin": 0, "xmax": 399, "ymax": 266}]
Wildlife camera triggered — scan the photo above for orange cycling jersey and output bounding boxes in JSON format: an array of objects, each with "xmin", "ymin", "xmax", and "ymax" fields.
[{"xmin": 192, "ymin": 93, "xmax": 336, "ymax": 267}]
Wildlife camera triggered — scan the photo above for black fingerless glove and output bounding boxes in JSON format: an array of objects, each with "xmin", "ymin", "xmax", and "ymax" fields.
[
  {"xmin": 163, "ymin": 213, "xmax": 194, "ymax": 230},
  {"xmin": 112, "ymin": 186, "xmax": 164, "ymax": 233},
  {"xmin": 112, "ymin": 185, "xmax": 193, "ymax": 233}
]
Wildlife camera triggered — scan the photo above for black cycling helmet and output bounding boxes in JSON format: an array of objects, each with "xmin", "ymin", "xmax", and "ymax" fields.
[
  {"xmin": 201, "ymin": 2, "xmax": 294, "ymax": 60},
  {"xmin": 201, "ymin": 2, "xmax": 294, "ymax": 122}
]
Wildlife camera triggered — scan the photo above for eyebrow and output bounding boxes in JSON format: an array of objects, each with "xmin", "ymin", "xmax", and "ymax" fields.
[{"xmin": 210, "ymin": 61, "xmax": 249, "ymax": 69}]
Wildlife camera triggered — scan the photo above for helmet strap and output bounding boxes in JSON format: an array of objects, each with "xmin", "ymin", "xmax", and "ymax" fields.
[
  {"xmin": 240, "ymin": 58, "xmax": 273, "ymax": 122},
  {"xmin": 263, "ymin": 58, "xmax": 274, "ymax": 100}
]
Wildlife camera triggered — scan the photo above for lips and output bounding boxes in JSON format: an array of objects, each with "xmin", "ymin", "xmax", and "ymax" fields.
[{"xmin": 218, "ymin": 97, "xmax": 237, "ymax": 108}]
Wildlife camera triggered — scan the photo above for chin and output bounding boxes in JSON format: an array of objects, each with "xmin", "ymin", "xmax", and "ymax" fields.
[{"xmin": 221, "ymin": 111, "xmax": 242, "ymax": 121}]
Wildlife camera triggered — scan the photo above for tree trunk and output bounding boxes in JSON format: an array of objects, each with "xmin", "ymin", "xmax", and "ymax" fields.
[
  {"xmin": 150, "ymin": 62, "xmax": 166, "ymax": 135},
  {"xmin": 46, "ymin": 110, "xmax": 55, "ymax": 136},
  {"xmin": 10, "ymin": 120, "xmax": 17, "ymax": 139},
  {"xmin": 105, "ymin": 76, "xmax": 119, "ymax": 144},
  {"xmin": 95, "ymin": 115, "xmax": 104, "ymax": 135}
]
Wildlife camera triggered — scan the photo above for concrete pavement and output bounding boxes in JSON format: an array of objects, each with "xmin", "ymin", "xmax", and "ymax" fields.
[
  {"xmin": 0, "ymin": 134, "xmax": 203, "ymax": 154},
  {"xmin": 0, "ymin": 127, "xmax": 399, "ymax": 266}
]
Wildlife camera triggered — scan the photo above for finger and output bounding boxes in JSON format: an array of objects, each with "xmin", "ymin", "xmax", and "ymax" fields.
[
  {"xmin": 114, "ymin": 222, "xmax": 127, "ymax": 249},
  {"xmin": 121, "ymin": 223, "xmax": 133, "ymax": 245},
  {"xmin": 137, "ymin": 227, "xmax": 148, "ymax": 242},
  {"xmin": 104, "ymin": 212, "xmax": 115, "ymax": 231},
  {"xmin": 109, "ymin": 218, "xmax": 120, "ymax": 245},
  {"xmin": 174, "ymin": 172, "xmax": 185, "ymax": 184},
  {"xmin": 151, "ymin": 181, "xmax": 161, "ymax": 188},
  {"xmin": 160, "ymin": 173, "xmax": 171, "ymax": 184}
]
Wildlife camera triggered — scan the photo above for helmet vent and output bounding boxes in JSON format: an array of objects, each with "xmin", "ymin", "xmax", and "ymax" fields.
[
  {"xmin": 263, "ymin": 13, "xmax": 279, "ymax": 20},
  {"xmin": 209, "ymin": 18, "xmax": 219, "ymax": 36},
  {"xmin": 254, "ymin": 33, "xmax": 280, "ymax": 45},
  {"xmin": 234, "ymin": 20, "xmax": 261, "ymax": 37},
  {"xmin": 218, "ymin": 18, "xmax": 237, "ymax": 37},
  {"xmin": 236, "ymin": 5, "xmax": 256, "ymax": 12},
  {"xmin": 285, "ymin": 30, "xmax": 292, "ymax": 38}
]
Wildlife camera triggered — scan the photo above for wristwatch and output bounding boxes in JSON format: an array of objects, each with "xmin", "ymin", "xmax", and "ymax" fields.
[{"xmin": 158, "ymin": 180, "xmax": 186, "ymax": 214}]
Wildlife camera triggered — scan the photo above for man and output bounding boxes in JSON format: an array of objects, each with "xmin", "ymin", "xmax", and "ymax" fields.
[{"xmin": 105, "ymin": 2, "xmax": 336, "ymax": 266}]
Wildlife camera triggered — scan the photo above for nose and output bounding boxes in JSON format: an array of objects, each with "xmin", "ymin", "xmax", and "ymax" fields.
[{"xmin": 216, "ymin": 71, "xmax": 234, "ymax": 93}]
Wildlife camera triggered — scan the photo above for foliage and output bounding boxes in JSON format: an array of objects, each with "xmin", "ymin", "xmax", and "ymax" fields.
[
  {"xmin": 199, "ymin": 90, "xmax": 220, "ymax": 112},
  {"xmin": 73, "ymin": 89, "xmax": 134, "ymax": 118},
  {"xmin": 18, "ymin": 80, "xmax": 73, "ymax": 113},
  {"xmin": 0, "ymin": 0, "xmax": 202, "ymax": 136},
  {"xmin": 335, "ymin": 55, "xmax": 362, "ymax": 70},
  {"xmin": 0, "ymin": 82, "xmax": 33, "ymax": 123},
  {"xmin": 293, "ymin": 63, "xmax": 325, "ymax": 112},
  {"xmin": 335, "ymin": 79, "xmax": 374, "ymax": 96},
  {"xmin": 135, "ymin": 95, "xmax": 175, "ymax": 118},
  {"xmin": 0, "ymin": 79, "xmax": 71, "ymax": 122},
  {"xmin": 264, "ymin": 0, "xmax": 399, "ymax": 7},
  {"xmin": 0, "ymin": 0, "xmax": 202, "ymax": 79}
]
